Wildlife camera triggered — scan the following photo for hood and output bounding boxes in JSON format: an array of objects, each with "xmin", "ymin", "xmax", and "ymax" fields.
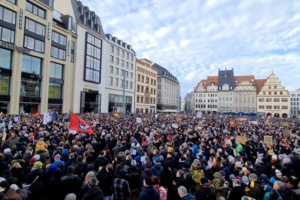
[
  {"xmin": 154, "ymin": 163, "xmax": 161, "ymax": 169},
  {"xmin": 213, "ymin": 172, "xmax": 225, "ymax": 181}
]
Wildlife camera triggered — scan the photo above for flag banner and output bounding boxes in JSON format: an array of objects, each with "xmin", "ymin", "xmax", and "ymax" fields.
[
  {"xmin": 69, "ymin": 114, "xmax": 94, "ymax": 135},
  {"xmin": 33, "ymin": 112, "xmax": 40, "ymax": 117}
]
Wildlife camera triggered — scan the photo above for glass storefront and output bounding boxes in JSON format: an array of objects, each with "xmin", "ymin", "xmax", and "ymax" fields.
[
  {"xmin": 108, "ymin": 94, "xmax": 132, "ymax": 113},
  {"xmin": 0, "ymin": 75, "xmax": 9, "ymax": 95},
  {"xmin": 80, "ymin": 90, "xmax": 100, "ymax": 113},
  {"xmin": 48, "ymin": 83, "xmax": 62, "ymax": 99},
  {"xmin": 20, "ymin": 78, "xmax": 40, "ymax": 97}
]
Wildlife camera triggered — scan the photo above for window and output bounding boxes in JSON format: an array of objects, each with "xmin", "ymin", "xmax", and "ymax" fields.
[
  {"xmin": 111, "ymin": 46, "xmax": 114, "ymax": 53},
  {"xmin": 48, "ymin": 83, "xmax": 62, "ymax": 99},
  {"xmin": 120, "ymin": 79, "xmax": 124, "ymax": 88},
  {"xmin": 7, "ymin": 0, "xmax": 16, "ymax": 5},
  {"xmin": 51, "ymin": 46, "xmax": 66, "ymax": 60},
  {"xmin": 141, "ymin": 76, "xmax": 144, "ymax": 82},
  {"xmin": 0, "ymin": 6, "xmax": 16, "ymax": 24},
  {"xmin": 141, "ymin": 86, "xmax": 144, "ymax": 92},
  {"xmin": 0, "ymin": 26, "xmax": 15, "ymax": 43},
  {"xmin": 274, "ymin": 98, "xmax": 280, "ymax": 102},
  {"xmin": 137, "ymin": 96, "xmax": 139, "ymax": 103},
  {"xmin": 26, "ymin": 1, "xmax": 46, "ymax": 19},
  {"xmin": 130, "ymin": 82, "xmax": 133, "ymax": 89},
  {"xmin": 266, "ymin": 98, "xmax": 272, "ymax": 102},
  {"xmin": 114, "ymin": 78, "xmax": 118, "ymax": 87},
  {"xmin": 85, "ymin": 33, "xmax": 101, "ymax": 83},
  {"xmin": 126, "ymin": 62, "xmax": 129, "ymax": 68},
  {"xmin": 22, "ymin": 54, "xmax": 41, "ymax": 75},
  {"xmin": 25, "ymin": 18, "xmax": 45, "ymax": 36},
  {"xmin": 0, "ymin": 48, "xmax": 11, "ymax": 69},
  {"xmin": 71, "ymin": 41, "xmax": 75, "ymax": 63},
  {"xmin": 126, "ymin": 53, "xmax": 129, "ymax": 60},
  {"xmin": 115, "ymin": 68, "xmax": 119, "ymax": 75},
  {"xmin": 141, "ymin": 97, "xmax": 143, "ymax": 103},
  {"xmin": 130, "ymin": 72, "xmax": 133, "ymax": 79},
  {"xmin": 52, "ymin": 31, "xmax": 66, "ymax": 45},
  {"xmin": 268, "ymin": 86, "xmax": 271, "ymax": 89},
  {"xmin": 49, "ymin": 62, "xmax": 63, "ymax": 79},
  {"xmin": 116, "ymin": 58, "xmax": 119, "ymax": 65},
  {"xmin": 131, "ymin": 55, "xmax": 134, "ymax": 61},
  {"xmin": 137, "ymin": 85, "xmax": 140, "ymax": 92},
  {"xmin": 266, "ymin": 105, "xmax": 272, "ymax": 109},
  {"xmin": 146, "ymin": 77, "xmax": 149, "ymax": 83},
  {"xmin": 280, "ymin": 91, "xmax": 283, "ymax": 95},
  {"xmin": 282, "ymin": 106, "xmax": 288, "ymax": 109},
  {"xmin": 122, "ymin": 51, "xmax": 124, "ymax": 58},
  {"xmin": 137, "ymin": 75, "xmax": 140, "ymax": 81},
  {"xmin": 0, "ymin": 75, "xmax": 9, "ymax": 95},
  {"xmin": 274, "ymin": 106, "xmax": 280, "ymax": 109},
  {"xmin": 274, "ymin": 86, "xmax": 277, "ymax": 89},
  {"xmin": 131, "ymin": 63, "xmax": 133, "ymax": 70},
  {"xmin": 24, "ymin": 35, "xmax": 44, "ymax": 53},
  {"xmin": 110, "ymin": 55, "xmax": 114, "ymax": 63},
  {"xmin": 20, "ymin": 78, "xmax": 40, "ymax": 97},
  {"xmin": 121, "ymin": 60, "xmax": 124, "ymax": 67},
  {"xmin": 125, "ymin": 81, "xmax": 128, "ymax": 89},
  {"xmin": 263, "ymin": 92, "xmax": 266, "ymax": 95},
  {"xmin": 116, "ymin": 48, "xmax": 119, "ymax": 55},
  {"xmin": 109, "ymin": 76, "xmax": 113, "ymax": 86},
  {"xmin": 274, "ymin": 92, "xmax": 277, "ymax": 95},
  {"xmin": 109, "ymin": 66, "xmax": 113, "ymax": 74}
]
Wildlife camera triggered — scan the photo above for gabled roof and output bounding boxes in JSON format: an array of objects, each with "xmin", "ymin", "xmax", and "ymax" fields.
[
  {"xmin": 234, "ymin": 75, "xmax": 255, "ymax": 84},
  {"xmin": 218, "ymin": 69, "xmax": 235, "ymax": 90},
  {"xmin": 255, "ymin": 79, "xmax": 267, "ymax": 94}
]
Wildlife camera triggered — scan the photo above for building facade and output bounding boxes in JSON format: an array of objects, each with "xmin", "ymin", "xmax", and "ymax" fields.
[
  {"xmin": 233, "ymin": 76, "xmax": 256, "ymax": 112},
  {"xmin": 135, "ymin": 59, "xmax": 157, "ymax": 113},
  {"xmin": 256, "ymin": 73, "xmax": 290, "ymax": 118},
  {"xmin": 218, "ymin": 69, "xmax": 235, "ymax": 112},
  {"xmin": 152, "ymin": 63, "xmax": 180, "ymax": 112},
  {"xmin": 0, "ymin": 0, "xmax": 75, "ymax": 114},
  {"xmin": 105, "ymin": 34, "xmax": 136, "ymax": 113},
  {"xmin": 290, "ymin": 89, "xmax": 300, "ymax": 118},
  {"xmin": 183, "ymin": 91, "xmax": 195, "ymax": 112},
  {"xmin": 194, "ymin": 76, "xmax": 218, "ymax": 113}
]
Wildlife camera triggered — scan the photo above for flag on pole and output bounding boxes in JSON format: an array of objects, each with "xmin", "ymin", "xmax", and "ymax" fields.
[{"xmin": 69, "ymin": 114, "xmax": 94, "ymax": 135}]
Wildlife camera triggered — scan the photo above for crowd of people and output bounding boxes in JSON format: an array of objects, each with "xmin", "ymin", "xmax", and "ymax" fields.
[{"xmin": 0, "ymin": 112, "xmax": 299, "ymax": 200}]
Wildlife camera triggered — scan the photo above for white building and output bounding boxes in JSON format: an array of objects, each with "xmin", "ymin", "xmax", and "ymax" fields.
[
  {"xmin": 152, "ymin": 63, "xmax": 180, "ymax": 112},
  {"xmin": 105, "ymin": 34, "xmax": 136, "ymax": 113},
  {"xmin": 290, "ymin": 89, "xmax": 300, "ymax": 118}
]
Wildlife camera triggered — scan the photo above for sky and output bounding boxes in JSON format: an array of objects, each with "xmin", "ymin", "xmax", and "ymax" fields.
[{"xmin": 81, "ymin": 0, "xmax": 300, "ymax": 99}]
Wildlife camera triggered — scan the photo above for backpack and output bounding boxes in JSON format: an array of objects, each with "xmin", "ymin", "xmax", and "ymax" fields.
[{"xmin": 192, "ymin": 169, "xmax": 204, "ymax": 184}]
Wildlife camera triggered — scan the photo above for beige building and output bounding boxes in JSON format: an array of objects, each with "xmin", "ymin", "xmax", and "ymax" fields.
[
  {"xmin": 256, "ymin": 73, "xmax": 290, "ymax": 118},
  {"xmin": 0, "ymin": 0, "xmax": 76, "ymax": 114},
  {"xmin": 233, "ymin": 76, "xmax": 256, "ymax": 112},
  {"xmin": 135, "ymin": 59, "xmax": 157, "ymax": 113}
]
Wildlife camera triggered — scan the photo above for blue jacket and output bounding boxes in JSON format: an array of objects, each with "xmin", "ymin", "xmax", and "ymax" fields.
[
  {"xmin": 192, "ymin": 145, "xmax": 199, "ymax": 159},
  {"xmin": 151, "ymin": 163, "xmax": 164, "ymax": 179},
  {"xmin": 138, "ymin": 186, "xmax": 159, "ymax": 200},
  {"xmin": 46, "ymin": 160, "xmax": 65, "ymax": 177},
  {"xmin": 183, "ymin": 194, "xmax": 196, "ymax": 200}
]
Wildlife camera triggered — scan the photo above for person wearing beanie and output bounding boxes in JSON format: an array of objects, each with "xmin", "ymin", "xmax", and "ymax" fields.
[
  {"xmin": 113, "ymin": 169, "xmax": 130, "ymax": 200},
  {"xmin": 137, "ymin": 176, "xmax": 159, "ymax": 200},
  {"xmin": 0, "ymin": 153, "xmax": 8, "ymax": 176},
  {"xmin": 24, "ymin": 159, "xmax": 44, "ymax": 199},
  {"xmin": 34, "ymin": 140, "xmax": 51, "ymax": 165},
  {"xmin": 273, "ymin": 181, "xmax": 286, "ymax": 200},
  {"xmin": 10, "ymin": 184, "xmax": 30, "ymax": 200},
  {"xmin": 151, "ymin": 157, "xmax": 164, "ymax": 180},
  {"xmin": 275, "ymin": 169, "xmax": 282, "ymax": 179},
  {"xmin": 46, "ymin": 154, "xmax": 65, "ymax": 178},
  {"xmin": 82, "ymin": 177, "xmax": 103, "ymax": 200},
  {"xmin": 189, "ymin": 159, "xmax": 204, "ymax": 192},
  {"xmin": 228, "ymin": 179, "xmax": 246, "ymax": 200},
  {"xmin": 195, "ymin": 177, "xmax": 216, "ymax": 200},
  {"xmin": 263, "ymin": 185, "xmax": 273, "ymax": 200},
  {"xmin": 65, "ymin": 193, "xmax": 76, "ymax": 200}
]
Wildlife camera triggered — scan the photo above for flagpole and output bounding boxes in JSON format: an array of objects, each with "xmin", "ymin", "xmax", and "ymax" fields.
[{"xmin": 123, "ymin": 71, "xmax": 126, "ymax": 113}]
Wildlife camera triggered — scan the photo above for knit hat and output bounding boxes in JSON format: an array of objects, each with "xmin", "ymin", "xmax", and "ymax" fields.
[
  {"xmin": 34, "ymin": 161, "xmax": 43, "ymax": 169},
  {"xmin": 232, "ymin": 179, "xmax": 241, "ymax": 186},
  {"xmin": 145, "ymin": 176, "xmax": 153, "ymax": 186},
  {"xmin": 275, "ymin": 169, "xmax": 282, "ymax": 177},
  {"xmin": 167, "ymin": 147, "xmax": 173, "ymax": 153},
  {"xmin": 229, "ymin": 174, "xmax": 236, "ymax": 180},
  {"xmin": 275, "ymin": 181, "xmax": 284, "ymax": 188},
  {"xmin": 272, "ymin": 154, "xmax": 277, "ymax": 161},
  {"xmin": 193, "ymin": 159, "xmax": 200, "ymax": 165},
  {"xmin": 228, "ymin": 156, "xmax": 235, "ymax": 164},
  {"xmin": 167, "ymin": 135, "xmax": 172, "ymax": 140},
  {"xmin": 54, "ymin": 154, "xmax": 61, "ymax": 161},
  {"xmin": 264, "ymin": 185, "xmax": 272, "ymax": 192},
  {"xmin": 63, "ymin": 149, "xmax": 69, "ymax": 155},
  {"xmin": 65, "ymin": 193, "xmax": 76, "ymax": 200},
  {"xmin": 249, "ymin": 173, "xmax": 257, "ymax": 181},
  {"xmin": 29, "ymin": 157, "xmax": 37, "ymax": 164},
  {"xmin": 267, "ymin": 150, "xmax": 274, "ymax": 155},
  {"xmin": 283, "ymin": 158, "xmax": 291, "ymax": 164},
  {"xmin": 242, "ymin": 176, "xmax": 249, "ymax": 185},
  {"xmin": 219, "ymin": 170, "xmax": 226, "ymax": 177},
  {"xmin": 33, "ymin": 154, "xmax": 40, "ymax": 161},
  {"xmin": 270, "ymin": 177, "xmax": 276, "ymax": 185},
  {"xmin": 3, "ymin": 148, "xmax": 11, "ymax": 155},
  {"xmin": 260, "ymin": 174, "xmax": 268, "ymax": 181},
  {"xmin": 10, "ymin": 184, "xmax": 18, "ymax": 191},
  {"xmin": 201, "ymin": 177, "xmax": 209, "ymax": 184}
]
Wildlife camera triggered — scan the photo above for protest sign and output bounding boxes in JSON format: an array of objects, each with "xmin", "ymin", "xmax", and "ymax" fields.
[
  {"xmin": 14, "ymin": 117, "xmax": 18, "ymax": 122},
  {"xmin": 280, "ymin": 122, "xmax": 289, "ymax": 127},
  {"xmin": 249, "ymin": 121, "xmax": 258, "ymax": 125},
  {"xmin": 236, "ymin": 135, "xmax": 247, "ymax": 145},
  {"xmin": 264, "ymin": 136, "xmax": 273, "ymax": 145},
  {"xmin": 197, "ymin": 112, "xmax": 202, "ymax": 118},
  {"xmin": 136, "ymin": 118, "xmax": 142, "ymax": 123},
  {"xmin": 172, "ymin": 124, "xmax": 178, "ymax": 129}
]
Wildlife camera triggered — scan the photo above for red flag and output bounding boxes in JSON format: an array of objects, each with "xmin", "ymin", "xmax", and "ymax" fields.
[
  {"xmin": 69, "ymin": 114, "xmax": 94, "ymax": 135},
  {"xmin": 34, "ymin": 112, "xmax": 40, "ymax": 117}
]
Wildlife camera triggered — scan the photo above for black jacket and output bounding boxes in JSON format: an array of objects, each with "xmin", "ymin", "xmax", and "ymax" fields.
[
  {"xmin": 195, "ymin": 184, "xmax": 216, "ymax": 200},
  {"xmin": 228, "ymin": 186, "xmax": 246, "ymax": 200},
  {"xmin": 100, "ymin": 171, "xmax": 115, "ymax": 196},
  {"xmin": 137, "ymin": 186, "xmax": 160, "ymax": 200},
  {"xmin": 82, "ymin": 186, "xmax": 103, "ymax": 200},
  {"xmin": 61, "ymin": 173, "xmax": 82, "ymax": 197}
]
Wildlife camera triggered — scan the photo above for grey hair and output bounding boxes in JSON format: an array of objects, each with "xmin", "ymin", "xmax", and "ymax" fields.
[
  {"xmin": 65, "ymin": 193, "xmax": 76, "ymax": 200},
  {"xmin": 177, "ymin": 186, "xmax": 187, "ymax": 195},
  {"xmin": 131, "ymin": 160, "xmax": 137, "ymax": 167}
]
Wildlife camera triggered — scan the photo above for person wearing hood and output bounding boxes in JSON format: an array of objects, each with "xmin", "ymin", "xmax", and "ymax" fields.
[
  {"xmin": 25, "ymin": 161, "xmax": 45, "ymax": 200},
  {"xmin": 151, "ymin": 157, "xmax": 164, "ymax": 180},
  {"xmin": 178, "ymin": 186, "xmax": 195, "ymax": 200},
  {"xmin": 61, "ymin": 166, "xmax": 82, "ymax": 198},
  {"xmin": 138, "ymin": 177, "xmax": 159, "ymax": 200},
  {"xmin": 46, "ymin": 154, "xmax": 65, "ymax": 178},
  {"xmin": 140, "ymin": 164, "xmax": 153, "ymax": 188},
  {"xmin": 195, "ymin": 177, "xmax": 216, "ymax": 200},
  {"xmin": 8, "ymin": 132, "xmax": 19, "ymax": 148},
  {"xmin": 189, "ymin": 159, "xmax": 204, "ymax": 192},
  {"xmin": 213, "ymin": 172, "xmax": 226, "ymax": 199},
  {"xmin": 34, "ymin": 140, "xmax": 51, "ymax": 165},
  {"xmin": 264, "ymin": 185, "xmax": 273, "ymax": 200}
]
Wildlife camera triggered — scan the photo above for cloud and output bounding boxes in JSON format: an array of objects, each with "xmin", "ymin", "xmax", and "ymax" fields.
[{"xmin": 81, "ymin": 0, "xmax": 300, "ymax": 98}]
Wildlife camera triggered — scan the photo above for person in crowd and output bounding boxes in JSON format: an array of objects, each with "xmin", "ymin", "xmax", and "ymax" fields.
[
  {"xmin": 195, "ymin": 177, "xmax": 216, "ymax": 200},
  {"xmin": 82, "ymin": 177, "xmax": 103, "ymax": 200},
  {"xmin": 228, "ymin": 179, "xmax": 246, "ymax": 200},
  {"xmin": 113, "ymin": 170, "xmax": 130, "ymax": 200},
  {"xmin": 137, "ymin": 177, "xmax": 159, "ymax": 200},
  {"xmin": 177, "ymin": 185, "xmax": 195, "ymax": 200}
]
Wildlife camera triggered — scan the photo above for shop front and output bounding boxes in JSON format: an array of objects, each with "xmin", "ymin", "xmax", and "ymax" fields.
[
  {"xmin": 80, "ymin": 90, "xmax": 101, "ymax": 113},
  {"xmin": 108, "ymin": 94, "xmax": 132, "ymax": 113},
  {"xmin": 19, "ymin": 76, "xmax": 41, "ymax": 113}
]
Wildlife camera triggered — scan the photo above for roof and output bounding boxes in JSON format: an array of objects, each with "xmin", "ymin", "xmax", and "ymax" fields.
[
  {"xmin": 71, "ymin": 0, "xmax": 106, "ymax": 38},
  {"xmin": 152, "ymin": 63, "xmax": 179, "ymax": 83},
  {"xmin": 105, "ymin": 34, "xmax": 136, "ymax": 55},
  {"xmin": 218, "ymin": 69, "xmax": 235, "ymax": 90},
  {"xmin": 255, "ymin": 79, "xmax": 267, "ymax": 94},
  {"xmin": 234, "ymin": 75, "xmax": 255, "ymax": 84}
]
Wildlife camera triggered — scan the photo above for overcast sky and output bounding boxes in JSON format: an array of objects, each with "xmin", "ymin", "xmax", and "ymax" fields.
[{"xmin": 81, "ymin": 0, "xmax": 300, "ymax": 99}]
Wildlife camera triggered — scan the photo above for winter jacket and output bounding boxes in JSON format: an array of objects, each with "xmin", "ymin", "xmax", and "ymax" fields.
[
  {"xmin": 153, "ymin": 184, "xmax": 167, "ymax": 200},
  {"xmin": 61, "ymin": 173, "xmax": 82, "ymax": 197},
  {"xmin": 291, "ymin": 188, "xmax": 300, "ymax": 200},
  {"xmin": 183, "ymin": 193, "xmax": 196, "ymax": 200},
  {"xmin": 100, "ymin": 171, "xmax": 115, "ymax": 196},
  {"xmin": 247, "ymin": 181, "xmax": 261, "ymax": 200},
  {"xmin": 228, "ymin": 186, "xmax": 246, "ymax": 200},
  {"xmin": 213, "ymin": 172, "xmax": 225, "ymax": 199},
  {"xmin": 48, "ymin": 177, "xmax": 64, "ymax": 200},
  {"xmin": 0, "ymin": 159, "xmax": 8, "ymax": 176},
  {"xmin": 34, "ymin": 150, "xmax": 51, "ymax": 165},
  {"xmin": 151, "ymin": 163, "xmax": 164, "ymax": 179},
  {"xmin": 138, "ymin": 186, "xmax": 160, "ymax": 200},
  {"xmin": 82, "ymin": 186, "xmax": 103, "ymax": 200},
  {"xmin": 27, "ymin": 168, "xmax": 45, "ymax": 200},
  {"xmin": 195, "ymin": 183, "xmax": 216, "ymax": 200}
]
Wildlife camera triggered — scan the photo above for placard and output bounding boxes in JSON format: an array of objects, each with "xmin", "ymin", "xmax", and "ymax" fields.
[
  {"xmin": 172, "ymin": 124, "xmax": 178, "ymax": 129},
  {"xmin": 280, "ymin": 122, "xmax": 289, "ymax": 127},
  {"xmin": 236, "ymin": 136, "xmax": 247, "ymax": 145},
  {"xmin": 136, "ymin": 118, "xmax": 142, "ymax": 123},
  {"xmin": 14, "ymin": 117, "xmax": 18, "ymax": 122},
  {"xmin": 264, "ymin": 136, "xmax": 273, "ymax": 145},
  {"xmin": 249, "ymin": 121, "xmax": 258, "ymax": 125},
  {"xmin": 197, "ymin": 112, "xmax": 202, "ymax": 118}
]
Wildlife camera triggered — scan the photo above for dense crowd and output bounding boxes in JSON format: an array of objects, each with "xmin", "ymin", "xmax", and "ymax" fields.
[{"xmin": 0, "ymin": 112, "xmax": 299, "ymax": 200}]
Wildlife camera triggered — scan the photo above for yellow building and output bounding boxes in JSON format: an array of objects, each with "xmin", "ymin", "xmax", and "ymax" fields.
[
  {"xmin": 0, "ymin": 0, "xmax": 76, "ymax": 114},
  {"xmin": 256, "ymin": 73, "xmax": 290, "ymax": 118},
  {"xmin": 135, "ymin": 58, "xmax": 157, "ymax": 113}
]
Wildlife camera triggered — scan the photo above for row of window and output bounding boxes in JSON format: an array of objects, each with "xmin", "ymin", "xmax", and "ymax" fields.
[
  {"xmin": 196, "ymin": 99, "xmax": 217, "ymax": 103},
  {"xmin": 262, "ymin": 91, "xmax": 284, "ymax": 95},
  {"xmin": 291, "ymin": 102, "xmax": 299, "ymax": 106},
  {"xmin": 258, "ymin": 98, "xmax": 288, "ymax": 102},
  {"xmin": 0, "ymin": 5, "xmax": 16, "ymax": 24},
  {"xmin": 137, "ymin": 67, "xmax": 156, "ymax": 78},
  {"xmin": 109, "ymin": 66, "xmax": 134, "ymax": 79},
  {"xmin": 25, "ymin": 18, "xmax": 45, "ymax": 36},
  {"xmin": 196, "ymin": 105, "xmax": 217, "ymax": 109},
  {"xmin": 0, "ymin": 25, "xmax": 14, "ymax": 43},
  {"xmin": 291, "ymin": 98, "xmax": 299, "ymax": 101},
  {"xmin": 110, "ymin": 46, "xmax": 134, "ymax": 61},
  {"xmin": 137, "ymin": 74, "xmax": 156, "ymax": 85},
  {"xmin": 291, "ymin": 94, "xmax": 300, "ymax": 97},
  {"xmin": 136, "ymin": 96, "xmax": 156, "ymax": 104},
  {"xmin": 85, "ymin": 33, "xmax": 101, "ymax": 83},
  {"xmin": 110, "ymin": 56, "xmax": 134, "ymax": 70},
  {"xmin": 108, "ymin": 77, "xmax": 133, "ymax": 89},
  {"xmin": 26, "ymin": 1, "xmax": 46, "ymax": 19},
  {"xmin": 195, "ymin": 93, "xmax": 218, "ymax": 97},
  {"xmin": 136, "ymin": 85, "xmax": 156, "ymax": 95},
  {"xmin": 259, "ymin": 105, "xmax": 288, "ymax": 110}
]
